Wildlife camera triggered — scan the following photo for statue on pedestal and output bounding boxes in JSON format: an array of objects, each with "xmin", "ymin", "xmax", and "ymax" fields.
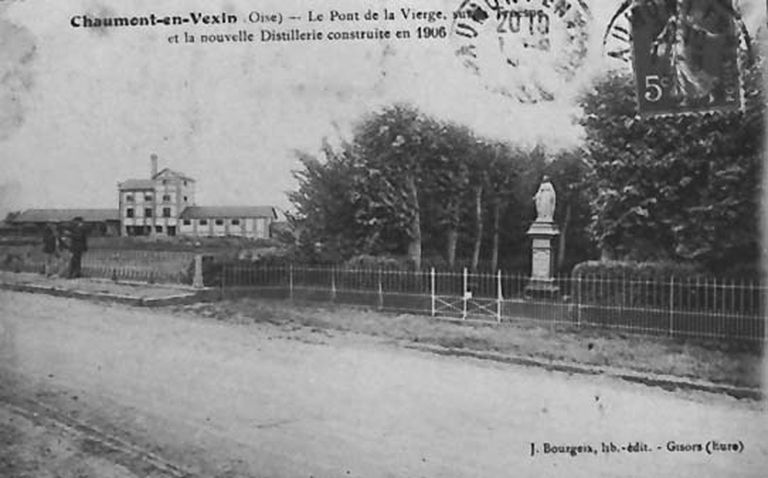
[
  {"xmin": 534, "ymin": 176, "xmax": 556, "ymax": 222},
  {"xmin": 526, "ymin": 176, "xmax": 560, "ymax": 298}
]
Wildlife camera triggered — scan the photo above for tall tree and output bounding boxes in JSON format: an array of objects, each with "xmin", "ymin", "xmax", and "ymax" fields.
[
  {"xmin": 578, "ymin": 56, "xmax": 764, "ymax": 272},
  {"xmin": 288, "ymin": 141, "xmax": 362, "ymax": 261},
  {"xmin": 468, "ymin": 140, "xmax": 495, "ymax": 271},
  {"xmin": 353, "ymin": 104, "xmax": 436, "ymax": 269},
  {"xmin": 486, "ymin": 142, "xmax": 524, "ymax": 271},
  {"xmin": 422, "ymin": 119, "xmax": 475, "ymax": 268}
]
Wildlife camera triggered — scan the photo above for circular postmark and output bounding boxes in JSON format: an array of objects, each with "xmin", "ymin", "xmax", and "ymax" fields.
[{"xmin": 451, "ymin": 0, "xmax": 592, "ymax": 103}]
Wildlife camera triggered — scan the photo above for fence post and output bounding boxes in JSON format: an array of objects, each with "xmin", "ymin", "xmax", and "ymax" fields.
[
  {"xmin": 496, "ymin": 270, "xmax": 502, "ymax": 323},
  {"xmin": 289, "ymin": 264, "xmax": 294, "ymax": 301},
  {"xmin": 220, "ymin": 262, "xmax": 226, "ymax": 300},
  {"xmin": 430, "ymin": 268, "xmax": 436, "ymax": 317},
  {"xmin": 192, "ymin": 254, "xmax": 204, "ymax": 289},
  {"xmin": 378, "ymin": 268, "xmax": 384, "ymax": 311},
  {"xmin": 669, "ymin": 276, "xmax": 675, "ymax": 337},
  {"xmin": 462, "ymin": 267, "xmax": 468, "ymax": 320},
  {"xmin": 576, "ymin": 275, "xmax": 581, "ymax": 327},
  {"xmin": 331, "ymin": 266, "xmax": 337, "ymax": 303}
]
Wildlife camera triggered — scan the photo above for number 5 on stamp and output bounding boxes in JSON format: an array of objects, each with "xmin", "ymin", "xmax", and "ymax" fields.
[{"xmin": 630, "ymin": 0, "xmax": 742, "ymax": 116}]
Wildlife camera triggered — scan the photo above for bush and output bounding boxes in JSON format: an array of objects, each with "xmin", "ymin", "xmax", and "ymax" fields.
[
  {"xmin": 344, "ymin": 254, "xmax": 413, "ymax": 271},
  {"xmin": 570, "ymin": 260, "xmax": 764, "ymax": 317},
  {"xmin": 572, "ymin": 260, "xmax": 703, "ymax": 280},
  {"xmin": 572, "ymin": 260, "xmax": 705, "ymax": 309}
]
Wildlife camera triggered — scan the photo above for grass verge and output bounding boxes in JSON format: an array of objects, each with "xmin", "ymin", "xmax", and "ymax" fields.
[{"xmin": 173, "ymin": 298, "xmax": 763, "ymax": 391}]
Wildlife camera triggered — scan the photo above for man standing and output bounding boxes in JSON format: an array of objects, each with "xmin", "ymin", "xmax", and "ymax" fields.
[{"xmin": 67, "ymin": 217, "xmax": 88, "ymax": 278}]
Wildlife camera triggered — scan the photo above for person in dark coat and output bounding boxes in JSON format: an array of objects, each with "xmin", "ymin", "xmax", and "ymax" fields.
[
  {"xmin": 67, "ymin": 217, "xmax": 88, "ymax": 279},
  {"xmin": 42, "ymin": 223, "xmax": 58, "ymax": 276}
]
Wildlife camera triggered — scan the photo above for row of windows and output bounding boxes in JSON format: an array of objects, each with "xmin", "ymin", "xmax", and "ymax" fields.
[
  {"xmin": 125, "ymin": 194, "xmax": 189, "ymax": 202},
  {"xmin": 125, "ymin": 194, "xmax": 154, "ymax": 202},
  {"xmin": 182, "ymin": 219, "xmax": 241, "ymax": 226},
  {"xmin": 124, "ymin": 211, "xmax": 246, "ymax": 227},
  {"xmin": 126, "ymin": 207, "xmax": 173, "ymax": 218}
]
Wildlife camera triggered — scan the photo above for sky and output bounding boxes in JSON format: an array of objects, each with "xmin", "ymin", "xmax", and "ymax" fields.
[{"xmin": 0, "ymin": 0, "xmax": 765, "ymax": 216}]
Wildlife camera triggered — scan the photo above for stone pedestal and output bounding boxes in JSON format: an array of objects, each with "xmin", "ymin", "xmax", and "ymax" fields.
[{"xmin": 525, "ymin": 221, "xmax": 560, "ymax": 298}]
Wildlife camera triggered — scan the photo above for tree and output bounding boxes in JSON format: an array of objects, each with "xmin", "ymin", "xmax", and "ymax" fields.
[
  {"xmin": 3, "ymin": 211, "xmax": 20, "ymax": 224},
  {"xmin": 486, "ymin": 142, "xmax": 523, "ymax": 271},
  {"xmin": 287, "ymin": 140, "xmax": 363, "ymax": 262},
  {"xmin": 578, "ymin": 55, "xmax": 764, "ymax": 273},
  {"xmin": 352, "ymin": 104, "xmax": 437, "ymax": 269},
  {"xmin": 421, "ymin": 119, "xmax": 476, "ymax": 268}
]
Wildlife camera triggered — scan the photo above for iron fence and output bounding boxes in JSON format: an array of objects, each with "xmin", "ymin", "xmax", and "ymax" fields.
[
  {"xmin": 220, "ymin": 264, "xmax": 766, "ymax": 343},
  {"xmin": 0, "ymin": 249, "xmax": 194, "ymax": 285},
  {"xmin": 81, "ymin": 249, "xmax": 194, "ymax": 284}
]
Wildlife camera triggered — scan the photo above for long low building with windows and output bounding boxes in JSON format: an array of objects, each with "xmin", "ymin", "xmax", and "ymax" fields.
[
  {"xmin": 178, "ymin": 206, "xmax": 277, "ymax": 238},
  {"xmin": 9, "ymin": 208, "xmax": 121, "ymax": 236}
]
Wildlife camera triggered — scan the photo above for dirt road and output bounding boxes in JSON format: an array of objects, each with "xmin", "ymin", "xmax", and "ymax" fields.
[{"xmin": 0, "ymin": 290, "xmax": 765, "ymax": 477}]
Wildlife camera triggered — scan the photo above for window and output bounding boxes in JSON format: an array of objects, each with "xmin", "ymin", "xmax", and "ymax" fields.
[
  {"xmin": 126, "ymin": 208, "xmax": 134, "ymax": 218},
  {"xmin": 162, "ymin": 194, "xmax": 171, "ymax": 202},
  {"xmin": 145, "ymin": 208, "xmax": 153, "ymax": 218},
  {"xmin": 183, "ymin": 196, "xmax": 188, "ymax": 202},
  {"xmin": 144, "ymin": 194, "xmax": 153, "ymax": 201},
  {"xmin": 125, "ymin": 194, "xmax": 134, "ymax": 202},
  {"xmin": 199, "ymin": 219, "xmax": 208, "ymax": 226},
  {"xmin": 183, "ymin": 181, "xmax": 187, "ymax": 186},
  {"xmin": 155, "ymin": 226, "xmax": 163, "ymax": 233},
  {"xmin": 162, "ymin": 180, "xmax": 168, "ymax": 185},
  {"xmin": 182, "ymin": 219, "xmax": 191, "ymax": 226},
  {"xmin": 163, "ymin": 207, "xmax": 171, "ymax": 218},
  {"xmin": 231, "ymin": 219, "xmax": 240, "ymax": 226},
  {"xmin": 215, "ymin": 219, "xmax": 224, "ymax": 226}
]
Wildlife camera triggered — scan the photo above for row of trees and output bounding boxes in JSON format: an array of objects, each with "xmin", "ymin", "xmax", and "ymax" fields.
[
  {"xmin": 287, "ymin": 55, "xmax": 763, "ymax": 276},
  {"xmin": 288, "ymin": 105, "xmax": 593, "ymax": 272}
]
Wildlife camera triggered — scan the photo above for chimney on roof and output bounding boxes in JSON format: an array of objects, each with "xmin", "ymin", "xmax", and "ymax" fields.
[{"xmin": 150, "ymin": 153, "xmax": 158, "ymax": 178}]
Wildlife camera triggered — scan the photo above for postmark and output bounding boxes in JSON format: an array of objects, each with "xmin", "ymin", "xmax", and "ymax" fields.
[{"xmin": 451, "ymin": 0, "xmax": 592, "ymax": 104}]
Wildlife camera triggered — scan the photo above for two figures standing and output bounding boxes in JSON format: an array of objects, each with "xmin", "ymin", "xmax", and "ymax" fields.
[{"xmin": 42, "ymin": 217, "xmax": 88, "ymax": 278}]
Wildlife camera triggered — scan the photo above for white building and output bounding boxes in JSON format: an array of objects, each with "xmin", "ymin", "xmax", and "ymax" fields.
[
  {"xmin": 118, "ymin": 155, "xmax": 276, "ymax": 239},
  {"xmin": 179, "ymin": 206, "xmax": 277, "ymax": 238}
]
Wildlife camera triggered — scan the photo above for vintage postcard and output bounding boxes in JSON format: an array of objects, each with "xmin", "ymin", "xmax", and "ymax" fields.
[{"xmin": 1, "ymin": 0, "xmax": 766, "ymax": 476}]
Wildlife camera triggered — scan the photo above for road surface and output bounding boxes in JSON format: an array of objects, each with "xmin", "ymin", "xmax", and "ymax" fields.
[{"xmin": 0, "ymin": 290, "xmax": 765, "ymax": 477}]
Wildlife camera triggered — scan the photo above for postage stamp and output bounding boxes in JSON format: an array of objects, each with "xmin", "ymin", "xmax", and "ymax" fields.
[{"xmin": 608, "ymin": 0, "xmax": 744, "ymax": 117}]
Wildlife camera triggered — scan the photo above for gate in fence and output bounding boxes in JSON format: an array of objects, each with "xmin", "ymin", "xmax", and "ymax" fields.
[{"xmin": 430, "ymin": 268, "xmax": 502, "ymax": 322}]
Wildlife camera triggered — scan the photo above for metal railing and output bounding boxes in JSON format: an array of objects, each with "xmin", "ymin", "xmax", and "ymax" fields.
[
  {"xmin": 81, "ymin": 249, "xmax": 194, "ymax": 284},
  {"xmin": 220, "ymin": 264, "xmax": 766, "ymax": 343},
  {"xmin": 0, "ymin": 249, "xmax": 194, "ymax": 285}
]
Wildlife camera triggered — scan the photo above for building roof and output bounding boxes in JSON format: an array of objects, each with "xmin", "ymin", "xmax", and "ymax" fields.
[
  {"xmin": 180, "ymin": 206, "xmax": 276, "ymax": 220},
  {"xmin": 118, "ymin": 179, "xmax": 155, "ymax": 190},
  {"xmin": 120, "ymin": 169, "xmax": 195, "ymax": 190},
  {"xmin": 11, "ymin": 209, "xmax": 120, "ymax": 223},
  {"xmin": 154, "ymin": 168, "xmax": 195, "ymax": 182}
]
